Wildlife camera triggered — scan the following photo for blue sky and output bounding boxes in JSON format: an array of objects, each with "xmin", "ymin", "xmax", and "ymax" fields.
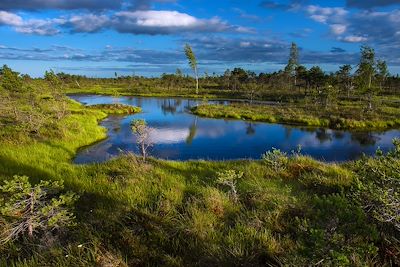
[{"xmin": 0, "ymin": 0, "xmax": 399, "ymax": 77}]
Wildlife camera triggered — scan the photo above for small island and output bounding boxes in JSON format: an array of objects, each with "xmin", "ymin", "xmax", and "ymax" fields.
[{"xmin": 87, "ymin": 103, "xmax": 142, "ymax": 115}]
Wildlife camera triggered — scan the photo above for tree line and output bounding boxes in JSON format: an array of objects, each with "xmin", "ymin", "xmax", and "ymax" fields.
[{"xmin": 1, "ymin": 43, "xmax": 400, "ymax": 107}]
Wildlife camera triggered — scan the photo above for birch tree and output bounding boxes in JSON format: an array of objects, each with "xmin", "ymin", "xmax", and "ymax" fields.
[
  {"xmin": 184, "ymin": 44, "xmax": 199, "ymax": 94},
  {"xmin": 131, "ymin": 119, "xmax": 153, "ymax": 162}
]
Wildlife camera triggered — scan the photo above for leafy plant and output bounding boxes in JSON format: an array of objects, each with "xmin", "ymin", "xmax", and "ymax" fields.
[
  {"xmin": 216, "ymin": 170, "xmax": 243, "ymax": 203},
  {"xmin": 262, "ymin": 148, "xmax": 289, "ymax": 172},
  {"xmin": 352, "ymin": 139, "xmax": 400, "ymax": 232},
  {"xmin": 131, "ymin": 119, "xmax": 153, "ymax": 162}
]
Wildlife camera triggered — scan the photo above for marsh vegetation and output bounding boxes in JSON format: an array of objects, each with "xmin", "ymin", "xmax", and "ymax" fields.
[{"xmin": 0, "ymin": 43, "xmax": 399, "ymax": 266}]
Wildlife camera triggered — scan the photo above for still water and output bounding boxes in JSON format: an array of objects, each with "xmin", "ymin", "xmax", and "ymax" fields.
[{"xmin": 70, "ymin": 95, "xmax": 400, "ymax": 163}]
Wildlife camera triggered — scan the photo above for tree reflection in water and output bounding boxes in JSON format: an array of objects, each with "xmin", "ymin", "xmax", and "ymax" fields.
[{"xmin": 186, "ymin": 116, "xmax": 198, "ymax": 144}]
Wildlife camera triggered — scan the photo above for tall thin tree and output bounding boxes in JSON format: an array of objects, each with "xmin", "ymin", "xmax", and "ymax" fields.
[
  {"xmin": 337, "ymin": 64, "xmax": 353, "ymax": 98},
  {"xmin": 184, "ymin": 44, "xmax": 199, "ymax": 94},
  {"xmin": 356, "ymin": 46, "xmax": 376, "ymax": 110},
  {"xmin": 284, "ymin": 42, "xmax": 299, "ymax": 86},
  {"xmin": 376, "ymin": 60, "xmax": 389, "ymax": 91},
  {"xmin": 356, "ymin": 46, "xmax": 375, "ymax": 90}
]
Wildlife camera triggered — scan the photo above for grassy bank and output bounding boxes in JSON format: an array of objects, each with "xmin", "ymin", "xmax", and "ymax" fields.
[
  {"xmin": 0, "ymin": 94, "xmax": 399, "ymax": 266},
  {"xmin": 192, "ymin": 102, "xmax": 400, "ymax": 130},
  {"xmin": 87, "ymin": 104, "xmax": 142, "ymax": 115}
]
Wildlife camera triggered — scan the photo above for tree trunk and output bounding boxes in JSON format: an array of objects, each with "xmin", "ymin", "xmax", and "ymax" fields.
[
  {"xmin": 195, "ymin": 77, "xmax": 199, "ymax": 95},
  {"xmin": 230, "ymin": 184, "xmax": 238, "ymax": 203},
  {"xmin": 368, "ymin": 74, "xmax": 372, "ymax": 89},
  {"xmin": 28, "ymin": 191, "xmax": 35, "ymax": 238},
  {"xmin": 195, "ymin": 67, "xmax": 199, "ymax": 95},
  {"xmin": 141, "ymin": 142, "xmax": 146, "ymax": 162}
]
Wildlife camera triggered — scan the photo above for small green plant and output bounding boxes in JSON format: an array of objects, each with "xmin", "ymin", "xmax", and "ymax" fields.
[
  {"xmin": 131, "ymin": 119, "xmax": 153, "ymax": 162},
  {"xmin": 262, "ymin": 148, "xmax": 289, "ymax": 172},
  {"xmin": 0, "ymin": 175, "xmax": 78, "ymax": 245},
  {"xmin": 216, "ymin": 170, "xmax": 243, "ymax": 203}
]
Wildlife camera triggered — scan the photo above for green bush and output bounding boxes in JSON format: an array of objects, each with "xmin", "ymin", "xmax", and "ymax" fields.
[
  {"xmin": 0, "ymin": 175, "xmax": 78, "ymax": 245},
  {"xmin": 262, "ymin": 148, "xmax": 289, "ymax": 172},
  {"xmin": 288, "ymin": 194, "xmax": 378, "ymax": 266},
  {"xmin": 0, "ymin": 65, "xmax": 23, "ymax": 92}
]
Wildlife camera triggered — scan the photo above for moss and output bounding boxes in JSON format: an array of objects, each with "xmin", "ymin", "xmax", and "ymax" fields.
[{"xmin": 87, "ymin": 103, "xmax": 142, "ymax": 115}]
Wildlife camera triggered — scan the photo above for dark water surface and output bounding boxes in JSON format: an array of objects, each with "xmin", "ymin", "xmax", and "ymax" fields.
[{"xmin": 70, "ymin": 95, "xmax": 400, "ymax": 163}]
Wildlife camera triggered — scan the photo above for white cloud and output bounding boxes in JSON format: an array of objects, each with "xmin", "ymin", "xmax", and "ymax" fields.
[
  {"xmin": 306, "ymin": 5, "xmax": 348, "ymax": 24},
  {"xmin": 69, "ymin": 14, "xmax": 109, "ymax": 32},
  {"xmin": 240, "ymin": 41, "xmax": 251, "ymax": 47},
  {"xmin": 0, "ymin": 10, "xmax": 23, "ymax": 26},
  {"xmin": 0, "ymin": 9, "xmax": 252, "ymax": 36},
  {"xmin": 0, "ymin": 11, "xmax": 59, "ymax": 35},
  {"xmin": 112, "ymin": 10, "xmax": 252, "ymax": 34},
  {"xmin": 118, "ymin": 10, "xmax": 197, "ymax": 27},
  {"xmin": 149, "ymin": 128, "xmax": 189, "ymax": 144},
  {"xmin": 330, "ymin": 24, "xmax": 347, "ymax": 35},
  {"xmin": 341, "ymin": 35, "xmax": 368, "ymax": 43}
]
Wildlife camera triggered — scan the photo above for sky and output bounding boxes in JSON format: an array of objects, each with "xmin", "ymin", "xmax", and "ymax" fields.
[{"xmin": 0, "ymin": 0, "xmax": 399, "ymax": 77}]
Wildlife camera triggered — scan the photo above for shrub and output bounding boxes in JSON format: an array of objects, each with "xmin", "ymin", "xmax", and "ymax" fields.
[
  {"xmin": 351, "ymin": 139, "xmax": 400, "ymax": 232},
  {"xmin": 0, "ymin": 65, "xmax": 23, "ymax": 92},
  {"xmin": 262, "ymin": 148, "xmax": 289, "ymax": 172},
  {"xmin": 216, "ymin": 170, "xmax": 244, "ymax": 203},
  {"xmin": 0, "ymin": 175, "xmax": 78, "ymax": 245},
  {"xmin": 289, "ymin": 194, "xmax": 378, "ymax": 266}
]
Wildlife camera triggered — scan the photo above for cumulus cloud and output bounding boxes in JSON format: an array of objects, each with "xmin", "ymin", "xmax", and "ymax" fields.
[
  {"xmin": 306, "ymin": 5, "xmax": 347, "ymax": 24},
  {"xmin": 0, "ymin": 10, "xmax": 22, "ymax": 26},
  {"xmin": 346, "ymin": 9, "xmax": 400, "ymax": 44},
  {"xmin": 68, "ymin": 14, "xmax": 109, "ymax": 32},
  {"xmin": 0, "ymin": 9, "xmax": 253, "ymax": 35},
  {"xmin": 304, "ymin": 4, "xmax": 400, "ymax": 47},
  {"xmin": 0, "ymin": 11, "xmax": 60, "ymax": 35},
  {"xmin": 111, "ymin": 10, "xmax": 253, "ymax": 34},
  {"xmin": 330, "ymin": 24, "xmax": 347, "ymax": 35},
  {"xmin": 339, "ymin": 35, "xmax": 368, "ymax": 43}
]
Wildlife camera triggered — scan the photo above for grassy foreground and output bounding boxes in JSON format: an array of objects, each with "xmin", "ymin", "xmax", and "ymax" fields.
[
  {"xmin": 192, "ymin": 102, "xmax": 400, "ymax": 130},
  {"xmin": 0, "ymin": 96, "xmax": 399, "ymax": 266}
]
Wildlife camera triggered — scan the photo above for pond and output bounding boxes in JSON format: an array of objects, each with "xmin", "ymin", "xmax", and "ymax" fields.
[{"xmin": 70, "ymin": 95, "xmax": 400, "ymax": 163}]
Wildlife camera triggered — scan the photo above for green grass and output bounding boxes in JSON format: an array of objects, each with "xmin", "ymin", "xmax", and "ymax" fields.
[
  {"xmin": 86, "ymin": 104, "xmax": 142, "ymax": 115},
  {"xmin": 0, "ymin": 96, "xmax": 399, "ymax": 266},
  {"xmin": 192, "ymin": 102, "xmax": 400, "ymax": 130}
]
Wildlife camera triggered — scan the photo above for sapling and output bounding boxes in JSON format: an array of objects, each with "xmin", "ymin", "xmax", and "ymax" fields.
[
  {"xmin": 216, "ymin": 170, "xmax": 244, "ymax": 203},
  {"xmin": 0, "ymin": 175, "xmax": 77, "ymax": 245},
  {"xmin": 262, "ymin": 148, "xmax": 289, "ymax": 172},
  {"xmin": 184, "ymin": 44, "xmax": 199, "ymax": 94},
  {"xmin": 131, "ymin": 119, "xmax": 153, "ymax": 162}
]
